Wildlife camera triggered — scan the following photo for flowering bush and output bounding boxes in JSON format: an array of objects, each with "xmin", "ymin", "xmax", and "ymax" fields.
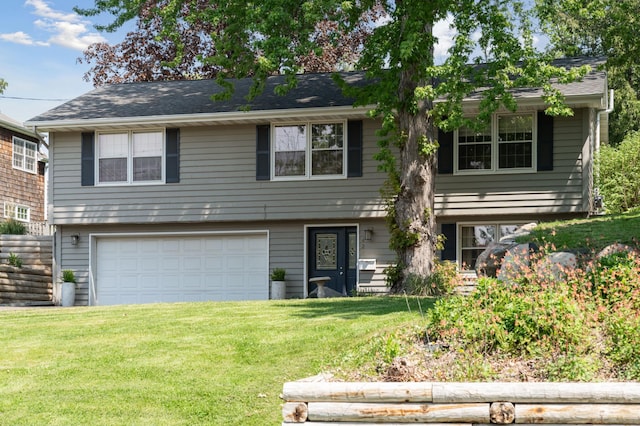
[{"xmin": 425, "ymin": 246, "xmax": 640, "ymax": 380}]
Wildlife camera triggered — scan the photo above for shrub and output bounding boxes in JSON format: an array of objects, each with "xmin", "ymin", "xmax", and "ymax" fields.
[
  {"xmin": 270, "ymin": 268, "xmax": 286, "ymax": 281},
  {"xmin": 62, "ymin": 269, "xmax": 77, "ymax": 283},
  {"xmin": 8, "ymin": 252, "xmax": 23, "ymax": 268},
  {"xmin": 405, "ymin": 260, "xmax": 460, "ymax": 296},
  {"xmin": 0, "ymin": 219, "xmax": 26, "ymax": 235},
  {"xmin": 597, "ymin": 131, "xmax": 640, "ymax": 213},
  {"xmin": 604, "ymin": 305, "xmax": 640, "ymax": 379}
]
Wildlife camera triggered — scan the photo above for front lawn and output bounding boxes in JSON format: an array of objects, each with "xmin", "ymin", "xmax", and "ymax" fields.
[{"xmin": 0, "ymin": 297, "xmax": 428, "ymax": 425}]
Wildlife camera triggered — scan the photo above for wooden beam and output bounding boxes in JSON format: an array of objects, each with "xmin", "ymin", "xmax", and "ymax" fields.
[
  {"xmin": 516, "ymin": 403, "xmax": 640, "ymax": 424},
  {"xmin": 283, "ymin": 382, "xmax": 433, "ymax": 403}
]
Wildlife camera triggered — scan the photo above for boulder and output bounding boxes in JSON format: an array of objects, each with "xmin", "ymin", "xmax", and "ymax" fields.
[
  {"xmin": 475, "ymin": 241, "xmax": 518, "ymax": 277},
  {"xmin": 497, "ymin": 243, "xmax": 539, "ymax": 282},
  {"xmin": 534, "ymin": 251, "xmax": 578, "ymax": 282},
  {"xmin": 596, "ymin": 243, "xmax": 640, "ymax": 259}
]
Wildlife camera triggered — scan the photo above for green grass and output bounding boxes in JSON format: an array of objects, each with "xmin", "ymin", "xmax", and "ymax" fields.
[
  {"xmin": 521, "ymin": 208, "xmax": 640, "ymax": 251},
  {"xmin": 0, "ymin": 297, "xmax": 429, "ymax": 425}
]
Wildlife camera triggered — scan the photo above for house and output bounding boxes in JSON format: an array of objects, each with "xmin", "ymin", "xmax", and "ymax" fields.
[
  {"xmin": 25, "ymin": 58, "xmax": 610, "ymax": 306},
  {"xmin": 0, "ymin": 113, "xmax": 46, "ymax": 227}
]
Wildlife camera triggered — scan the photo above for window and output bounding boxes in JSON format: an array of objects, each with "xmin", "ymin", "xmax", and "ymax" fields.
[
  {"xmin": 273, "ymin": 122, "xmax": 345, "ymax": 179},
  {"xmin": 4, "ymin": 202, "xmax": 30, "ymax": 222},
  {"xmin": 13, "ymin": 137, "xmax": 37, "ymax": 174},
  {"xmin": 455, "ymin": 113, "xmax": 535, "ymax": 173},
  {"xmin": 459, "ymin": 223, "xmax": 526, "ymax": 269},
  {"xmin": 97, "ymin": 131, "xmax": 164, "ymax": 184}
]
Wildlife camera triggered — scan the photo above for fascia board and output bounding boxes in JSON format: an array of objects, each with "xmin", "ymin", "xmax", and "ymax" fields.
[{"xmin": 25, "ymin": 105, "xmax": 374, "ymax": 132}]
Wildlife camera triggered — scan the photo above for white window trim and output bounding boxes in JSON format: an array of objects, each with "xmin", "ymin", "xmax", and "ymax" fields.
[
  {"xmin": 271, "ymin": 120, "xmax": 347, "ymax": 181},
  {"xmin": 95, "ymin": 129, "xmax": 166, "ymax": 186},
  {"xmin": 12, "ymin": 136, "xmax": 38, "ymax": 174},
  {"xmin": 454, "ymin": 112, "xmax": 537, "ymax": 175},
  {"xmin": 4, "ymin": 202, "xmax": 30, "ymax": 222}
]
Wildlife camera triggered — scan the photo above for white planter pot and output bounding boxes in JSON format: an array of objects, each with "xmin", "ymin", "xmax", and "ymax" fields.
[
  {"xmin": 60, "ymin": 281, "xmax": 76, "ymax": 307},
  {"xmin": 270, "ymin": 280, "xmax": 286, "ymax": 300}
]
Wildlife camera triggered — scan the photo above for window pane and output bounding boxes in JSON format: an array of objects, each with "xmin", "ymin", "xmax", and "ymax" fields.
[
  {"xmin": 99, "ymin": 133, "xmax": 128, "ymax": 157},
  {"xmin": 275, "ymin": 125, "xmax": 306, "ymax": 176},
  {"xmin": 460, "ymin": 225, "xmax": 496, "ymax": 270},
  {"xmin": 498, "ymin": 142, "xmax": 532, "ymax": 168},
  {"xmin": 498, "ymin": 114, "xmax": 533, "ymax": 169},
  {"xmin": 133, "ymin": 157, "xmax": 162, "ymax": 181},
  {"xmin": 458, "ymin": 125, "xmax": 491, "ymax": 170},
  {"xmin": 133, "ymin": 132, "xmax": 162, "ymax": 157},
  {"xmin": 312, "ymin": 123, "xmax": 343, "ymax": 149},
  {"xmin": 99, "ymin": 158, "xmax": 128, "ymax": 182},
  {"xmin": 275, "ymin": 151, "xmax": 305, "ymax": 176},
  {"xmin": 312, "ymin": 151, "xmax": 343, "ymax": 175},
  {"xmin": 132, "ymin": 132, "xmax": 162, "ymax": 181},
  {"xmin": 311, "ymin": 123, "xmax": 343, "ymax": 176}
]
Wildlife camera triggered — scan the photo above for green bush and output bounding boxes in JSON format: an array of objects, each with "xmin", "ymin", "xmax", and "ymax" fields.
[
  {"xmin": 405, "ymin": 260, "xmax": 459, "ymax": 296},
  {"xmin": 8, "ymin": 252, "xmax": 23, "ymax": 268},
  {"xmin": 598, "ymin": 131, "xmax": 640, "ymax": 213},
  {"xmin": 62, "ymin": 269, "xmax": 77, "ymax": 283},
  {"xmin": 425, "ymin": 246, "xmax": 640, "ymax": 380},
  {"xmin": 0, "ymin": 219, "xmax": 26, "ymax": 235}
]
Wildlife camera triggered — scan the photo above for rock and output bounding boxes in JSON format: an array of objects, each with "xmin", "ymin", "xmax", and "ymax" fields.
[
  {"xmin": 475, "ymin": 241, "xmax": 518, "ymax": 278},
  {"xmin": 497, "ymin": 243, "xmax": 539, "ymax": 282},
  {"xmin": 596, "ymin": 243, "xmax": 640, "ymax": 259},
  {"xmin": 534, "ymin": 251, "xmax": 578, "ymax": 281}
]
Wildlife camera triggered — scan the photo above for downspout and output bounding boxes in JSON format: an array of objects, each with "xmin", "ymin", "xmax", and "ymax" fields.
[{"xmin": 593, "ymin": 89, "xmax": 614, "ymax": 213}]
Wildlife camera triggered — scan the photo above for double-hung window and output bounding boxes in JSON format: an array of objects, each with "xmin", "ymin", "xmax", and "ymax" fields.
[
  {"xmin": 12, "ymin": 137, "xmax": 37, "ymax": 174},
  {"xmin": 97, "ymin": 130, "xmax": 164, "ymax": 185},
  {"xmin": 4, "ymin": 202, "xmax": 30, "ymax": 222},
  {"xmin": 273, "ymin": 121, "xmax": 345, "ymax": 179},
  {"xmin": 455, "ymin": 113, "xmax": 535, "ymax": 173}
]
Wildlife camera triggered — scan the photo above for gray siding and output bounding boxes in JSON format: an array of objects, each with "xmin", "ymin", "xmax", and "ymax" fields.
[
  {"xmin": 49, "ymin": 120, "xmax": 387, "ymax": 225},
  {"xmin": 435, "ymin": 108, "xmax": 591, "ymax": 217},
  {"xmin": 57, "ymin": 218, "xmax": 393, "ymax": 305}
]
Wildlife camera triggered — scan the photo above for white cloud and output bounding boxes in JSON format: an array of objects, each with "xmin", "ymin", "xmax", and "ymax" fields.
[
  {"xmin": 0, "ymin": 0, "xmax": 107, "ymax": 51},
  {"xmin": 433, "ymin": 16, "xmax": 455, "ymax": 61},
  {"xmin": 0, "ymin": 31, "xmax": 49, "ymax": 46}
]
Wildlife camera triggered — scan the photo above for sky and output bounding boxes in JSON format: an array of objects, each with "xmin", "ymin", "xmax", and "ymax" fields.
[{"xmin": 0, "ymin": 0, "xmax": 124, "ymax": 123}]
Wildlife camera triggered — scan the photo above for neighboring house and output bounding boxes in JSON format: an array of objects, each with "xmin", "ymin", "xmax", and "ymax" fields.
[
  {"xmin": 0, "ymin": 113, "xmax": 46, "ymax": 227},
  {"xmin": 26, "ymin": 57, "xmax": 610, "ymax": 306}
]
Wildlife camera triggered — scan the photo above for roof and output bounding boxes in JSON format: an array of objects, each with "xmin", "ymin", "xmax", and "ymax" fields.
[
  {"xmin": 26, "ymin": 57, "xmax": 608, "ymax": 132},
  {"xmin": 0, "ymin": 112, "xmax": 43, "ymax": 141}
]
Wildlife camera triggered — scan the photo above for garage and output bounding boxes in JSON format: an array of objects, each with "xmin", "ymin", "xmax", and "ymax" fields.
[{"xmin": 93, "ymin": 233, "xmax": 268, "ymax": 305}]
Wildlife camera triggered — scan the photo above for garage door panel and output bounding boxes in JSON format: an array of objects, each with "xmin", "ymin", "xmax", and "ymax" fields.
[{"xmin": 96, "ymin": 234, "xmax": 268, "ymax": 305}]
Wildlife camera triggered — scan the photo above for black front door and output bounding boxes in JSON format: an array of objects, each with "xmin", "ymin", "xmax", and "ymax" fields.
[{"xmin": 308, "ymin": 227, "xmax": 357, "ymax": 296}]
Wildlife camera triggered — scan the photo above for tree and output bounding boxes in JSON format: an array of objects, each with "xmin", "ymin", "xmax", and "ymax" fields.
[
  {"xmin": 77, "ymin": 0, "xmax": 586, "ymax": 291},
  {"xmin": 0, "ymin": 78, "xmax": 6, "ymax": 94},
  {"xmin": 537, "ymin": 0, "xmax": 640, "ymax": 145},
  {"xmin": 78, "ymin": 0, "xmax": 379, "ymax": 86}
]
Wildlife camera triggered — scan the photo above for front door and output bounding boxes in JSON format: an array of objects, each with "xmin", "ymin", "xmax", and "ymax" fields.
[{"xmin": 308, "ymin": 227, "xmax": 357, "ymax": 296}]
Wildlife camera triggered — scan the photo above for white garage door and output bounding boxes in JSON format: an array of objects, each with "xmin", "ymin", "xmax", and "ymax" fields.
[{"xmin": 95, "ymin": 233, "xmax": 268, "ymax": 305}]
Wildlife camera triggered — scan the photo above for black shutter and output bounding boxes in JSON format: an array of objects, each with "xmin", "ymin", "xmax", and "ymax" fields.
[
  {"xmin": 166, "ymin": 128, "xmax": 180, "ymax": 183},
  {"xmin": 437, "ymin": 128, "xmax": 454, "ymax": 174},
  {"xmin": 256, "ymin": 125, "xmax": 271, "ymax": 180},
  {"xmin": 537, "ymin": 111, "xmax": 554, "ymax": 171},
  {"xmin": 347, "ymin": 120, "xmax": 363, "ymax": 177},
  {"xmin": 81, "ymin": 132, "xmax": 95, "ymax": 186},
  {"xmin": 440, "ymin": 223, "xmax": 457, "ymax": 261}
]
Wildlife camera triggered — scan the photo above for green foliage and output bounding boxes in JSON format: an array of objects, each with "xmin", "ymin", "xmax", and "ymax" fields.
[
  {"xmin": 0, "ymin": 219, "xmax": 26, "ymax": 235},
  {"xmin": 405, "ymin": 261, "xmax": 459, "ymax": 297},
  {"xmin": 62, "ymin": 269, "xmax": 77, "ymax": 284},
  {"xmin": 8, "ymin": 252, "xmax": 22, "ymax": 268},
  {"xmin": 270, "ymin": 268, "xmax": 286, "ymax": 281},
  {"xmin": 597, "ymin": 131, "xmax": 640, "ymax": 213},
  {"xmin": 426, "ymin": 246, "xmax": 640, "ymax": 380},
  {"xmin": 537, "ymin": 0, "xmax": 640, "ymax": 145},
  {"xmin": 0, "ymin": 78, "xmax": 6, "ymax": 94}
]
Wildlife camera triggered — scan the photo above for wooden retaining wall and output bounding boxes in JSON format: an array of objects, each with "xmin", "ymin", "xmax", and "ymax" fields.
[
  {"xmin": 0, "ymin": 235, "xmax": 53, "ymax": 304},
  {"xmin": 282, "ymin": 381, "xmax": 640, "ymax": 425}
]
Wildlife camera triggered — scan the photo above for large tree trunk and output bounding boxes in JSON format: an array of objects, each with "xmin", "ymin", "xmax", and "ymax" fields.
[
  {"xmin": 390, "ymin": 68, "xmax": 438, "ymax": 292},
  {"xmin": 388, "ymin": 10, "xmax": 438, "ymax": 292}
]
